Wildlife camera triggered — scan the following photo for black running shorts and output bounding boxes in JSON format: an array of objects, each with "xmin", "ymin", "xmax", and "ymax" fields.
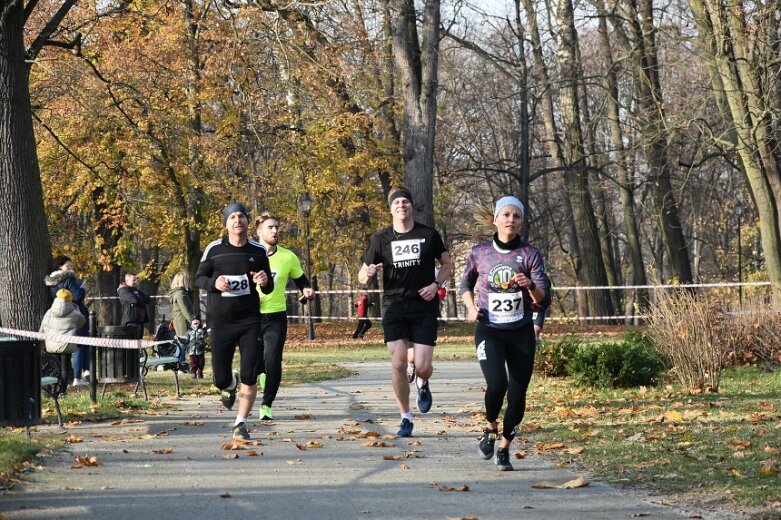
[{"xmin": 382, "ymin": 298, "xmax": 439, "ymax": 346}]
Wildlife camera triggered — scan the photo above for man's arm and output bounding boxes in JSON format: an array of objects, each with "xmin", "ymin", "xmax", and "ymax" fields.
[
  {"xmin": 195, "ymin": 254, "xmax": 216, "ymax": 292},
  {"xmin": 117, "ymin": 287, "xmax": 137, "ymax": 304},
  {"xmin": 435, "ymin": 251, "xmax": 453, "ymax": 285}
]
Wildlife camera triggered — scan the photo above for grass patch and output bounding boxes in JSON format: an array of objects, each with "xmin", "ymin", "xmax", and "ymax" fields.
[
  {"xmin": 528, "ymin": 365, "xmax": 781, "ymax": 508},
  {"xmin": 0, "ymin": 431, "xmax": 60, "ymax": 489}
]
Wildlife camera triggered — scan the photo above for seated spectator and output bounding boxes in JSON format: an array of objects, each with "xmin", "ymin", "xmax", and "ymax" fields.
[{"xmin": 39, "ymin": 289, "xmax": 87, "ymax": 390}]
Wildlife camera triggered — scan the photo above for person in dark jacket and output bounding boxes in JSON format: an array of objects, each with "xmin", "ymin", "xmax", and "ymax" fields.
[
  {"xmin": 196, "ymin": 203, "xmax": 273, "ymax": 441},
  {"xmin": 117, "ymin": 271, "xmax": 152, "ymax": 338},
  {"xmin": 44, "ymin": 255, "xmax": 90, "ymax": 386}
]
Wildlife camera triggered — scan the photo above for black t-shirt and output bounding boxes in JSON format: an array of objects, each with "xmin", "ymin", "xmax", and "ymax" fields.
[
  {"xmin": 195, "ymin": 237, "xmax": 273, "ymax": 326},
  {"xmin": 363, "ymin": 222, "xmax": 447, "ymax": 306}
]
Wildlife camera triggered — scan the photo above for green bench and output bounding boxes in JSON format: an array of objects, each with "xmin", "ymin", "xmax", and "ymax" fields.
[{"xmin": 135, "ymin": 347, "xmax": 181, "ymax": 400}]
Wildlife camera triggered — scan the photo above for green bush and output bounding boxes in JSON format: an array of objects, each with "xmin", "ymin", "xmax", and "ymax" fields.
[
  {"xmin": 535, "ymin": 335, "xmax": 581, "ymax": 376},
  {"xmin": 567, "ymin": 335, "xmax": 666, "ymax": 388}
]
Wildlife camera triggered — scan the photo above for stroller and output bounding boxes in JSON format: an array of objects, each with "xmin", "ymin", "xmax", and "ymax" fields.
[{"xmin": 153, "ymin": 317, "xmax": 188, "ymax": 372}]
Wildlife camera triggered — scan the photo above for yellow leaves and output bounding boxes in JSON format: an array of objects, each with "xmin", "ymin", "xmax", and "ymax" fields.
[
  {"xmin": 663, "ymin": 410, "xmax": 683, "ymax": 423},
  {"xmin": 531, "ymin": 476, "xmax": 589, "ymax": 489},
  {"xmin": 758, "ymin": 461, "xmax": 778, "ymax": 477}
]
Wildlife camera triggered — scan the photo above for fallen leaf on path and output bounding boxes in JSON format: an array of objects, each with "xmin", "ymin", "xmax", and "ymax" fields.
[
  {"xmin": 531, "ymin": 476, "xmax": 589, "ymax": 489},
  {"xmin": 383, "ymin": 455, "xmax": 404, "ymax": 461},
  {"xmin": 245, "ymin": 450, "xmax": 262, "ymax": 457},
  {"xmin": 358, "ymin": 431, "xmax": 381, "ymax": 438},
  {"xmin": 152, "ymin": 448, "xmax": 173, "ymax": 454},
  {"xmin": 294, "ymin": 413, "xmax": 314, "ymax": 420},
  {"xmin": 363, "ymin": 440, "xmax": 395, "ymax": 447},
  {"xmin": 65, "ymin": 436, "xmax": 84, "ymax": 443},
  {"xmin": 295, "ymin": 443, "xmax": 307, "ymax": 451},
  {"xmin": 338, "ymin": 427, "xmax": 361, "ymax": 435},
  {"xmin": 565, "ymin": 447, "xmax": 585, "ymax": 455},
  {"xmin": 70, "ymin": 455, "xmax": 101, "ymax": 469},
  {"xmin": 514, "ymin": 451, "xmax": 528, "ymax": 459},
  {"xmin": 287, "ymin": 458, "xmax": 303, "ymax": 465},
  {"xmin": 223, "ymin": 453, "xmax": 239, "ymax": 459},
  {"xmin": 221, "ymin": 441, "xmax": 247, "ymax": 450},
  {"xmin": 219, "ymin": 492, "xmax": 231, "ymax": 498},
  {"xmin": 439, "ymin": 484, "xmax": 470, "ymax": 492},
  {"xmin": 401, "ymin": 464, "xmax": 410, "ymax": 470},
  {"xmin": 306, "ymin": 440, "xmax": 323, "ymax": 448},
  {"xmin": 535, "ymin": 442, "xmax": 566, "ymax": 451},
  {"xmin": 110, "ymin": 418, "xmax": 144, "ymax": 425},
  {"xmin": 183, "ymin": 421, "xmax": 204, "ymax": 426}
]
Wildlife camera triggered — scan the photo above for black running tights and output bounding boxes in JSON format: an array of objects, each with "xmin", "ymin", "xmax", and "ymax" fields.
[{"xmin": 475, "ymin": 322, "xmax": 536, "ymax": 442}]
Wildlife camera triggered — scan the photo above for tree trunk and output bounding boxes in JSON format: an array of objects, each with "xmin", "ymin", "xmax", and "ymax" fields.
[
  {"xmin": 0, "ymin": 5, "xmax": 53, "ymax": 330},
  {"xmin": 597, "ymin": 0, "xmax": 649, "ymax": 311},
  {"xmin": 625, "ymin": 0, "xmax": 693, "ymax": 284},
  {"xmin": 555, "ymin": 0, "xmax": 613, "ymax": 318},
  {"xmin": 691, "ymin": 0, "xmax": 781, "ymax": 301},
  {"xmin": 389, "ymin": 0, "xmax": 440, "ymax": 227},
  {"xmin": 519, "ymin": 0, "xmax": 587, "ymax": 317}
]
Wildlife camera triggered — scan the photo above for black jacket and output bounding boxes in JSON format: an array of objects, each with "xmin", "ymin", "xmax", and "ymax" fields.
[{"xmin": 117, "ymin": 283, "xmax": 152, "ymax": 325}]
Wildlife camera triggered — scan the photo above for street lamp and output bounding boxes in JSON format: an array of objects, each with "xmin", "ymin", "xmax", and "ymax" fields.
[
  {"xmin": 299, "ymin": 193, "xmax": 315, "ymax": 340},
  {"xmin": 736, "ymin": 199, "xmax": 743, "ymax": 306}
]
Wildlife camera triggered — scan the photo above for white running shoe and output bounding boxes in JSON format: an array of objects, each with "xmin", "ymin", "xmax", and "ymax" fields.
[{"xmin": 72, "ymin": 378, "xmax": 88, "ymax": 387}]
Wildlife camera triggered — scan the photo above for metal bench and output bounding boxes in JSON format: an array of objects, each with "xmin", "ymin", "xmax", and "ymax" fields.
[
  {"xmin": 135, "ymin": 345, "xmax": 181, "ymax": 400},
  {"xmin": 40, "ymin": 352, "xmax": 64, "ymax": 427}
]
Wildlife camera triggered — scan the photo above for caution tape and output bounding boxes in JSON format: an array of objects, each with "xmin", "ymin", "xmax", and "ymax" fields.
[{"xmin": 0, "ymin": 327, "xmax": 170, "ymax": 350}]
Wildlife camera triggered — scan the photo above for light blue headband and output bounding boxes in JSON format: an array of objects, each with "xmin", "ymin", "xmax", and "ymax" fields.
[{"xmin": 494, "ymin": 196, "xmax": 525, "ymax": 220}]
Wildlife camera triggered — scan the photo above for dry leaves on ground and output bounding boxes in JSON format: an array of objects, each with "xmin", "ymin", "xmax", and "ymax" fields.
[
  {"xmin": 70, "ymin": 455, "xmax": 101, "ymax": 469},
  {"xmin": 531, "ymin": 476, "xmax": 589, "ymax": 489}
]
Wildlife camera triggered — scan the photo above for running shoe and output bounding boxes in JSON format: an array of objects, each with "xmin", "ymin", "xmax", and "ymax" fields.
[
  {"xmin": 406, "ymin": 362, "xmax": 416, "ymax": 384},
  {"xmin": 416, "ymin": 380, "xmax": 432, "ymax": 413},
  {"xmin": 232, "ymin": 421, "xmax": 250, "ymax": 440},
  {"xmin": 221, "ymin": 371, "xmax": 239, "ymax": 410},
  {"xmin": 478, "ymin": 429, "xmax": 497, "ymax": 460},
  {"xmin": 493, "ymin": 447, "xmax": 513, "ymax": 471},
  {"xmin": 72, "ymin": 378, "xmax": 88, "ymax": 387},
  {"xmin": 260, "ymin": 404, "xmax": 273, "ymax": 420},
  {"xmin": 259, "ymin": 372, "xmax": 266, "ymax": 392},
  {"xmin": 397, "ymin": 418, "xmax": 414, "ymax": 437}
]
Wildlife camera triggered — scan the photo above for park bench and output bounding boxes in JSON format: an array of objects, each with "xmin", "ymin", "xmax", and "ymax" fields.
[
  {"xmin": 134, "ymin": 342, "xmax": 182, "ymax": 400},
  {"xmin": 39, "ymin": 351, "xmax": 64, "ymax": 427}
]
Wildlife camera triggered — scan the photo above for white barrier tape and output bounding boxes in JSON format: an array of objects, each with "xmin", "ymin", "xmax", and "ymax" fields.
[{"xmin": 0, "ymin": 327, "xmax": 170, "ymax": 350}]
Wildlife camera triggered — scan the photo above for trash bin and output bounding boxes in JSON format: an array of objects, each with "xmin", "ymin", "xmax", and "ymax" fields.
[
  {"xmin": 98, "ymin": 326, "xmax": 140, "ymax": 384},
  {"xmin": 0, "ymin": 339, "xmax": 41, "ymax": 427}
]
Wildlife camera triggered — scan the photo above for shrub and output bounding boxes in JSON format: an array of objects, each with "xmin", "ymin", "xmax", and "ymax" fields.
[
  {"xmin": 647, "ymin": 289, "xmax": 731, "ymax": 392},
  {"xmin": 535, "ymin": 335, "xmax": 581, "ymax": 376},
  {"xmin": 566, "ymin": 338, "xmax": 666, "ymax": 389}
]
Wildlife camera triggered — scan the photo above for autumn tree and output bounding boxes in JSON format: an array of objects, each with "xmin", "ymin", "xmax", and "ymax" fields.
[{"xmin": 0, "ymin": 0, "xmax": 81, "ymax": 330}]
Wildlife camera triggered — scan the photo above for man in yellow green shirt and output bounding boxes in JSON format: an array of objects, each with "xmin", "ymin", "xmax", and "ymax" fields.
[{"xmin": 254, "ymin": 212, "xmax": 315, "ymax": 420}]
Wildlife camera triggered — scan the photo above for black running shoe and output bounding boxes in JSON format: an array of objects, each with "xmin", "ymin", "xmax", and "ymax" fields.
[
  {"xmin": 221, "ymin": 371, "xmax": 239, "ymax": 410},
  {"xmin": 493, "ymin": 447, "xmax": 513, "ymax": 471},
  {"xmin": 478, "ymin": 429, "xmax": 497, "ymax": 460},
  {"xmin": 416, "ymin": 380, "xmax": 432, "ymax": 413},
  {"xmin": 397, "ymin": 418, "xmax": 414, "ymax": 437},
  {"xmin": 231, "ymin": 421, "xmax": 250, "ymax": 440}
]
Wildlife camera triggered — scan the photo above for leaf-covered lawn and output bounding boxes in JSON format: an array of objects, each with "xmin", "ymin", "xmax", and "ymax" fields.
[{"xmin": 526, "ymin": 365, "xmax": 781, "ymax": 508}]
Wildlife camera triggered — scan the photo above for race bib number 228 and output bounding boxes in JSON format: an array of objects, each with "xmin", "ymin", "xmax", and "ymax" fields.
[{"xmin": 221, "ymin": 274, "xmax": 250, "ymax": 297}]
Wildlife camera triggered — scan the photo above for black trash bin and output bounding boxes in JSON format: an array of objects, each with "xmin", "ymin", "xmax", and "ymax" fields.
[
  {"xmin": 0, "ymin": 339, "xmax": 41, "ymax": 427},
  {"xmin": 98, "ymin": 326, "xmax": 140, "ymax": 384}
]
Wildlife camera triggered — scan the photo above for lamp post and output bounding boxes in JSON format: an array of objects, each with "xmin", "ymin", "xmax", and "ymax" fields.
[
  {"xmin": 736, "ymin": 199, "xmax": 743, "ymax": 306},
  {"xmin": 299, "ymin": 193, "xmax": 315, "ymax": 340}
]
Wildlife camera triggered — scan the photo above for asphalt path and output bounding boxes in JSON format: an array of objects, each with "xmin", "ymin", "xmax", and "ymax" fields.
[{"xmin": 1, "ymin": 361, "xmax": 720, "ymax": 519}]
